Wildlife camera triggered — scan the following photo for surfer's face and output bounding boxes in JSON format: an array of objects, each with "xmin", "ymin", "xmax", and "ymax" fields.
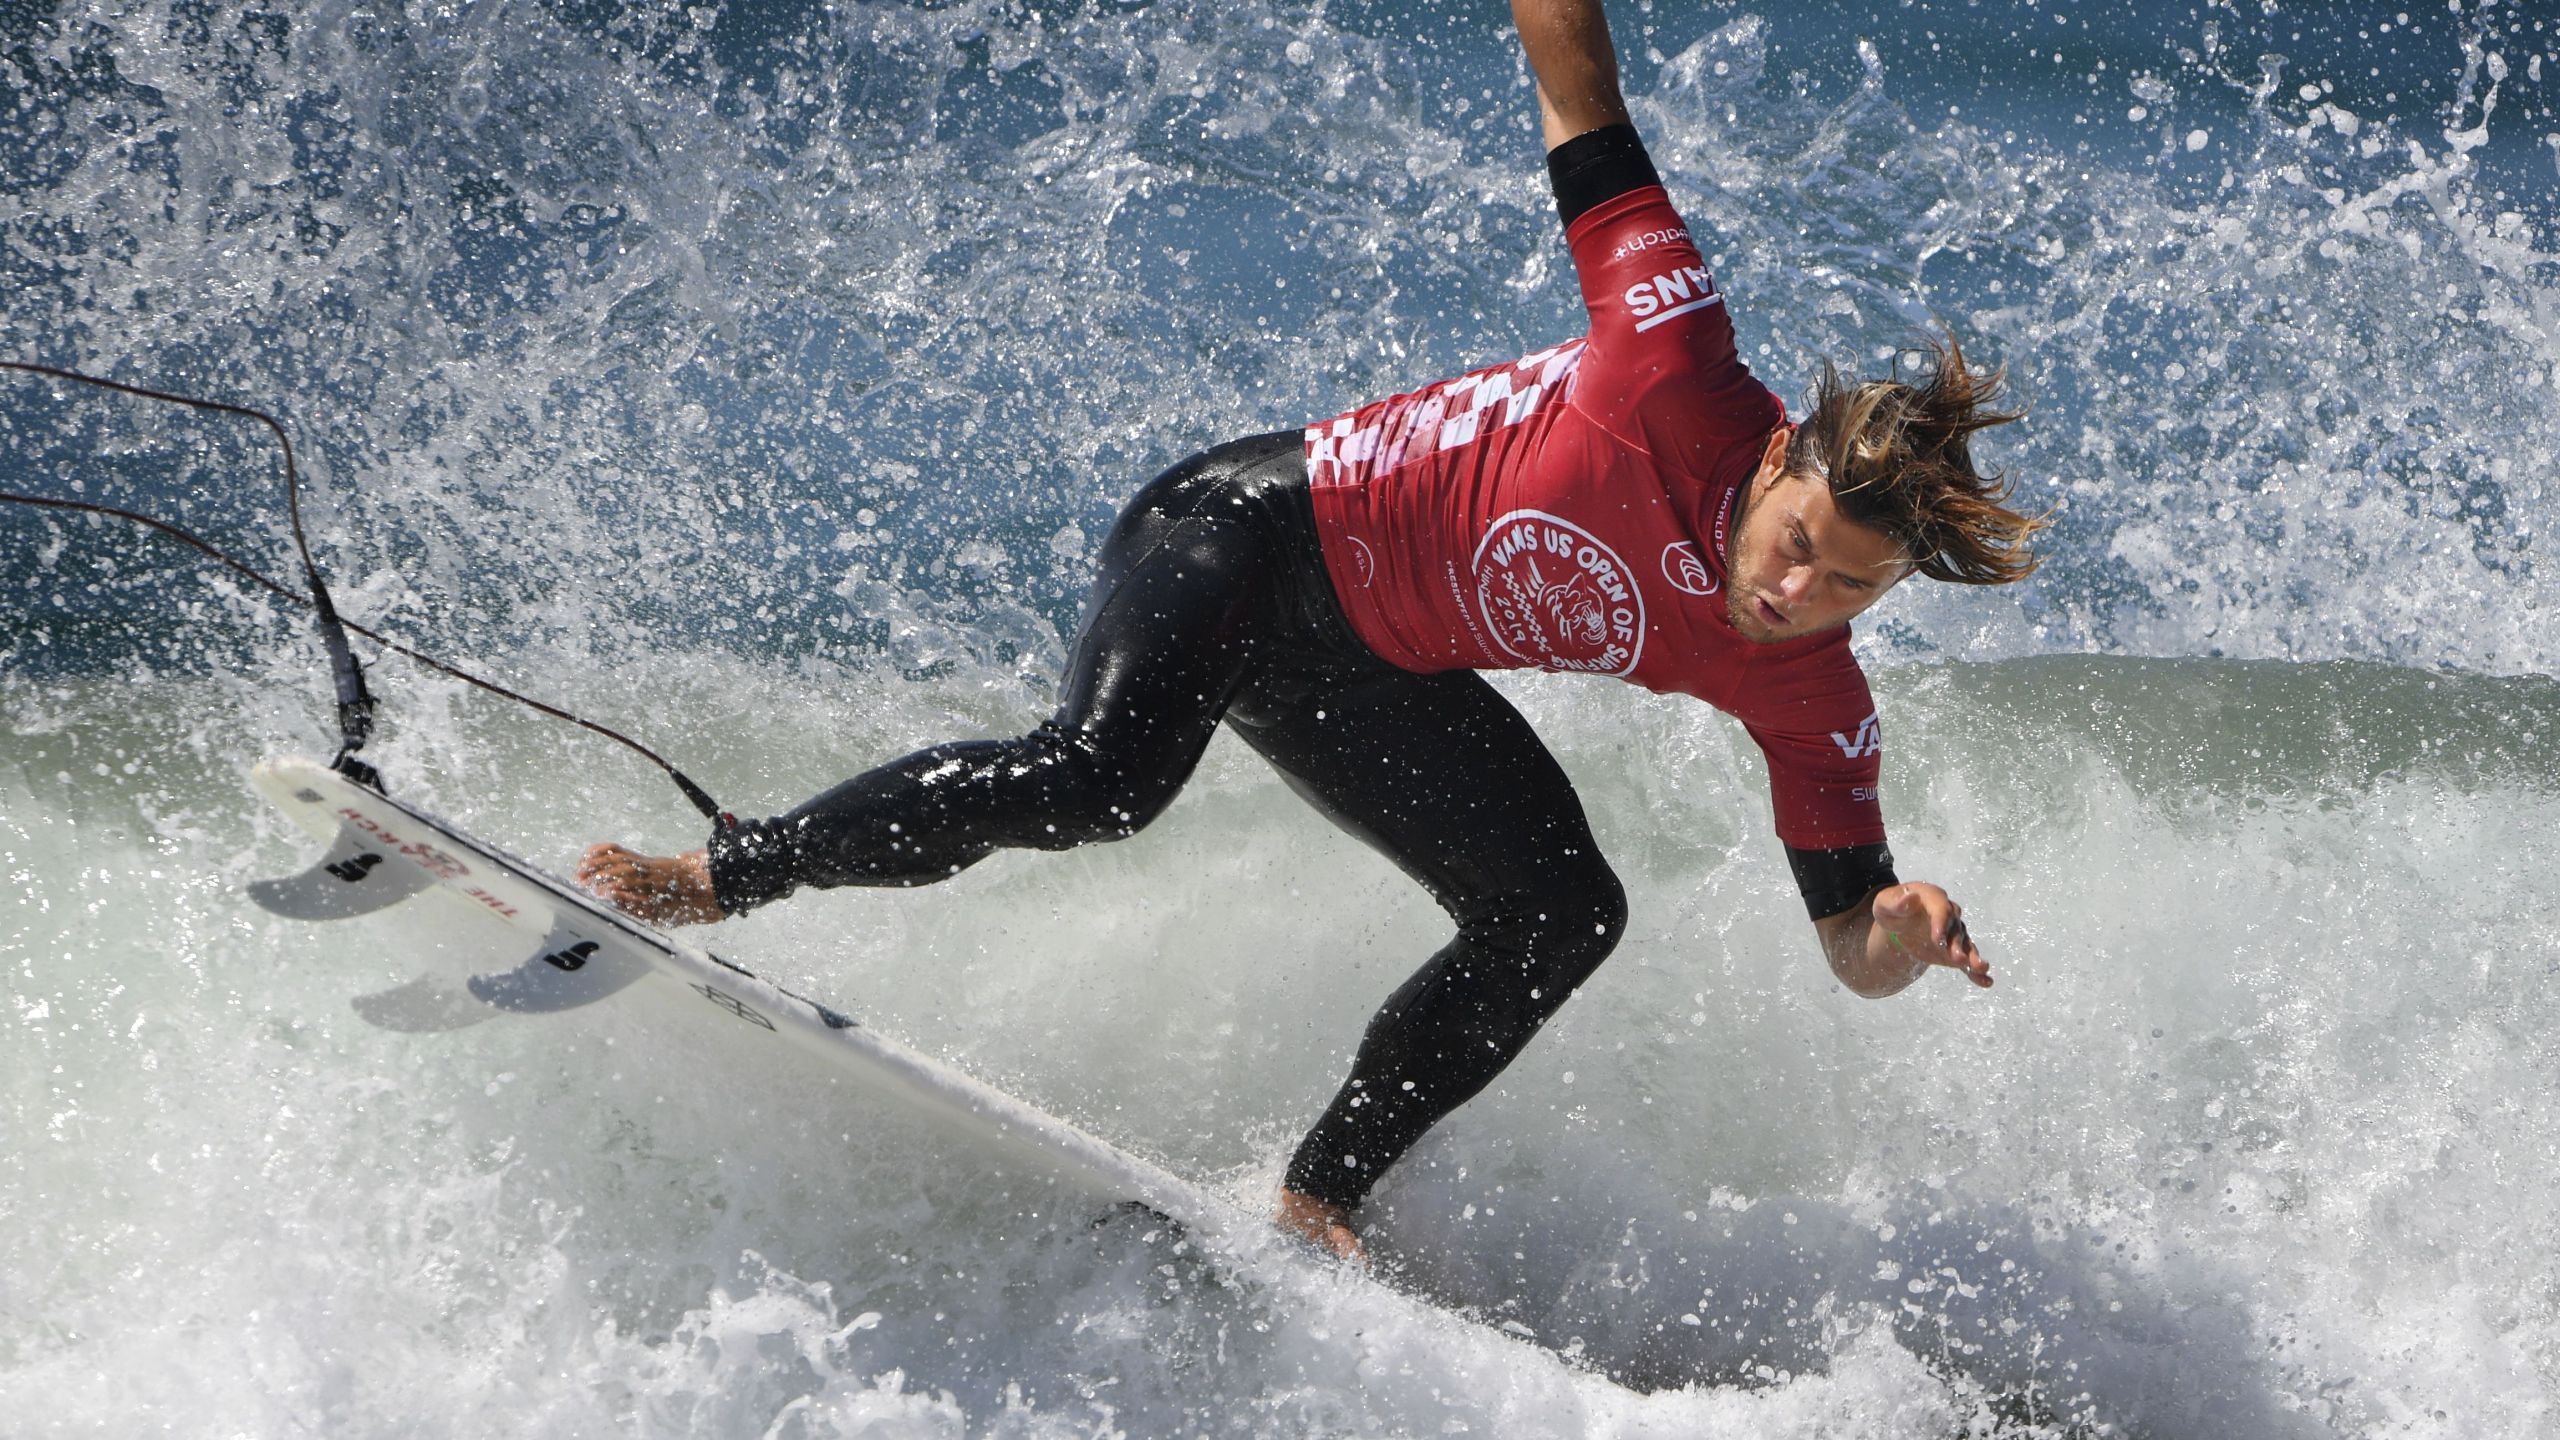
[{"xmin": 1725, "ymin": 460, "xmax": 1911, "ymax": 645}]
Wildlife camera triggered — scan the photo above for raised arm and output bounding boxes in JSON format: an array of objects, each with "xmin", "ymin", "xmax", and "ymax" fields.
[{"xmin": 1513, "ymin": 0, "xmax": 1632, "ymax": 149}]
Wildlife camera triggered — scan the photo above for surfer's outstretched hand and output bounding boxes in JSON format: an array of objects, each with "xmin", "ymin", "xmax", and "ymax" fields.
[
  {"xmin": 577, "ymin": 843, "xmax": 724, "ymax": 926},
  {"xmin": 1869, "ymin": 881, "xmax": 1992, "ymax": 989},
  {"xmin": 1817, "ymin": 879, "xmax": 1992, "ymax": 995}
]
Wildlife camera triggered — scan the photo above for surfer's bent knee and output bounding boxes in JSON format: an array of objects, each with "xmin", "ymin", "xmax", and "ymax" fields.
[{"xmin": 1458, "ymin": 864, "xmax": 1628, "ymax": 979}]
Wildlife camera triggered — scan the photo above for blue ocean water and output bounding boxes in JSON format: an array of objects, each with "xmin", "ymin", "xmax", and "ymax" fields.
[{"xmin": 4, "ymin": 2, "xmax": 2558, "ymax": 1435}]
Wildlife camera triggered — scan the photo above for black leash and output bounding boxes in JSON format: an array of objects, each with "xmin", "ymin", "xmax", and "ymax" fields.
[{"xmin": 1, "ymin": 359, "xmax": 728, "ymax": 824}]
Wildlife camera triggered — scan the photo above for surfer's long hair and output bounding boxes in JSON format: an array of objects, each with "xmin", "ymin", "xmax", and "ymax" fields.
[{"xmin": 1787, "ymin": 332, "xmax": 2044, "ymax": 585}]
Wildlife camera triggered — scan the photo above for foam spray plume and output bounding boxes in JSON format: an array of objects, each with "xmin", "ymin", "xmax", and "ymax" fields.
[{"xmin": 0, "ymin": 359, "xmax": 729, "ymax": 818}]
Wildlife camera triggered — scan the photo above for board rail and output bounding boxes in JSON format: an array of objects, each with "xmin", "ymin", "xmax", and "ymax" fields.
[{"xmin": 248, "ymin": 755, "xmax": 1242, "ymax": 1248}]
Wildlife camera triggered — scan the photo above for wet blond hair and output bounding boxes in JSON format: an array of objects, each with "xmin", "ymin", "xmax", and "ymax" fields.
[{"xmin": 1786, "ymin": 333, "xmax": 2043, "ymax": 585}]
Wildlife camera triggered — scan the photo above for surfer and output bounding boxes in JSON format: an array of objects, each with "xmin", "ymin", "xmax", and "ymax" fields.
[{"xmin": 580, "ymin": 0, "xmax": 2037, "ymax": 1262}]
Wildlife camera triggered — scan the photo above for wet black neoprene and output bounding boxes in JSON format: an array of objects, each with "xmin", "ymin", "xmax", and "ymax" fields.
[{"xmin": 710, "ymin": 434, "xmax": 1629, "ymax": 1209}]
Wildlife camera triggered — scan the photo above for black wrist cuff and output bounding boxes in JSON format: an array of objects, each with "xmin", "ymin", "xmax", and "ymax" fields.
[
  {"xmin": 1546, "ymin": 122, "xmax": 1661, "ymax": 228},
  {"xmin": 1786, "ymin": 842, "xmax": 1898, "ymax": 921},
  {"xmin": 706, "ymin": 816, "xmax": 800, "ymax": 916}
]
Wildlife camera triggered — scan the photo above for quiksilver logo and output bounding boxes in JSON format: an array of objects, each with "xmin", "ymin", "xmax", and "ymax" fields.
[{"xmin": 1831, "ymin": 712, "xmax": 1882, "ymax": 760}]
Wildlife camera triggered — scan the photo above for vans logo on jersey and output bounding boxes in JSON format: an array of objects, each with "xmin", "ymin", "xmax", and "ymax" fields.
[
  {"xmin": 1831, "ymin": 712, "xmax": 1882, "ymax": 760},
  {"xmin": 1473, "ymin": 511, "xmax": 1644, "ymax": 676},
  {"xmin": 1623, "ymin": 265, "xmax": 1724, "ymax": 332},
  {"xmin": 1660, "ymin": 540, "xmax": 1719, "ymax": 597}
]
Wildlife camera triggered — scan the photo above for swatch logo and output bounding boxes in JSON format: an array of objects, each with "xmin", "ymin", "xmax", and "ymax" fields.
[{"xmin": 1660, "ymin": 541, "xmax": 1718, "ymax": 597}]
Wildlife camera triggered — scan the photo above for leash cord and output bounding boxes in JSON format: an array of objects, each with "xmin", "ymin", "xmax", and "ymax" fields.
[{"xmin": 2, "ymin": 360, "xmax": 726, "ymax": 822}]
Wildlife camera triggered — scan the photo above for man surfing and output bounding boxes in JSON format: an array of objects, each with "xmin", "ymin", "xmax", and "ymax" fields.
[{"xmin": 581, "ymin": 0, "xmax": 2035, "ymax": 1263}]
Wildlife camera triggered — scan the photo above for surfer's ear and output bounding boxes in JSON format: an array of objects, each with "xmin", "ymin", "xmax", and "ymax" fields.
[{"xmin": 1752, "ymin": 424, "xmax": 1793, "ymax": 491}]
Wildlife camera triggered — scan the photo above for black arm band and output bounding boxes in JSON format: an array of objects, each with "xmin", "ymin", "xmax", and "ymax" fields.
[
  {"xmin": 1546, "ymin": 122, "xmax": 1662, "ymax": 228},
  {"xmin": 1785, "ymin": 842, "xmax": 1899, "ymax": 921}
]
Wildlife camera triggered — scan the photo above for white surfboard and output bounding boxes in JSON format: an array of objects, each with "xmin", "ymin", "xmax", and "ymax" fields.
[{"xmin": 247, "ymin": 755, "xmax": 1244, "ymax": 1247}]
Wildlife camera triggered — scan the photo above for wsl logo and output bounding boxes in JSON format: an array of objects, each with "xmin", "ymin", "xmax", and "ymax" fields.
[
  {"xmin": 1660, "ymin": 540, "xmax": 1718, "ymax": 597},
  {"xmin": 1472, "ymin": 511, "xmax": 1644, "ymax": 676}
]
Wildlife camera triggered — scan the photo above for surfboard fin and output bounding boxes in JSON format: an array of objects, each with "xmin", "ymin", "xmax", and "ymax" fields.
[
  {"xmin": 463, "ymin": 919, "xmax": 649, "ymax": 1014},
  {"xmin": 352, "ymin": 975, "xmax": 496, "ymax": 1032},
  {"xmin": 249, "ymin": 824, "xmax": 433, "ymax": 920},
  {"xmin": 349, "ymin": 919, "xmax": 650, "ymax": 1032}
]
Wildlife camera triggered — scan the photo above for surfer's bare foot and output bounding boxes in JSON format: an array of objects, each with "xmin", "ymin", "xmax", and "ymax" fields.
[
  {"xmin": 576, "ymin": 844, "xmax": 723, "ymax": 925},
  {"xmin": 1276, "ymin": 1187, "xmax": 1368, "ymax": 1265}
]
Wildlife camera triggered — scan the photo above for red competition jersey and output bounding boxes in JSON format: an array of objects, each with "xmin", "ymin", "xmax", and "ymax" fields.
[{"xmin": 1303, "ymin": 185, "xmax": 1885, "ymax": 849}]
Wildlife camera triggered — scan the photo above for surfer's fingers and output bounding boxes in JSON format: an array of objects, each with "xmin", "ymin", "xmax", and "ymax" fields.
[
  {"xmin": 575, "ymin": 852, "xmax": 664, "ymax": 904},
  {"xmin": 576, "ymin": 841, "xmax": 636, "ymax": 875},
  {"xmin": 1940, "ymin": 920, "xmax": 1993, "ymax": 987},
  {"xmin": 581, "ymin": 846, "xmax": 675, "ymax": 882},
  {"xmin": 1932, "ymin": 900, "xmax": 1964, "ymax": 947}
]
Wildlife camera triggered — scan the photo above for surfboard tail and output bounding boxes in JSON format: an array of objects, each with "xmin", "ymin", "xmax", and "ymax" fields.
[{"xmin": 245, "ymin": 755, "xmax": 1244, "ymax": 1247}]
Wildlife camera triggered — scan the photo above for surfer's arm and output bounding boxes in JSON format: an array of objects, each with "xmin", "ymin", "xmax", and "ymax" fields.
[
  {"xmin": 1814, "ymin": 880, "xmax": 1992, "ymax": 997},
  {"xmin": 1523, "ymin": 0, "xmax": 1773, "ymax": 451},
  {"xmin": 1513, "ymin": 0, "xmax": 1631, "ymax": 150},
  {"xmin": 1753, "ymin": 721, "xmax": 1986, "ymax": 996}
]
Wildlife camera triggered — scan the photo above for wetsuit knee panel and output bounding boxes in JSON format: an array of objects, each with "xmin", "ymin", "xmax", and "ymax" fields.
[{"xmin": 1456, "ymin": 864, "xmax": 1627, "ymax": 969}]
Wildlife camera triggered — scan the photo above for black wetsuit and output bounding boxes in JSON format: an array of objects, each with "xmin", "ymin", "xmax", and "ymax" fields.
[
  {"xmin": 706, "ymin": 127, "xmax": 1889, "ymax": 1211},
  {"xmin": 711, "ymin": 433, "xmax": 1625, "ymax": 1208}
]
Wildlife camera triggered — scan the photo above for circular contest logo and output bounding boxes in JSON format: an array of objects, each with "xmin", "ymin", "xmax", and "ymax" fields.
[{"xmin": 1471, "ymin": 511, "xmax": 1644, "ymax": 675}]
